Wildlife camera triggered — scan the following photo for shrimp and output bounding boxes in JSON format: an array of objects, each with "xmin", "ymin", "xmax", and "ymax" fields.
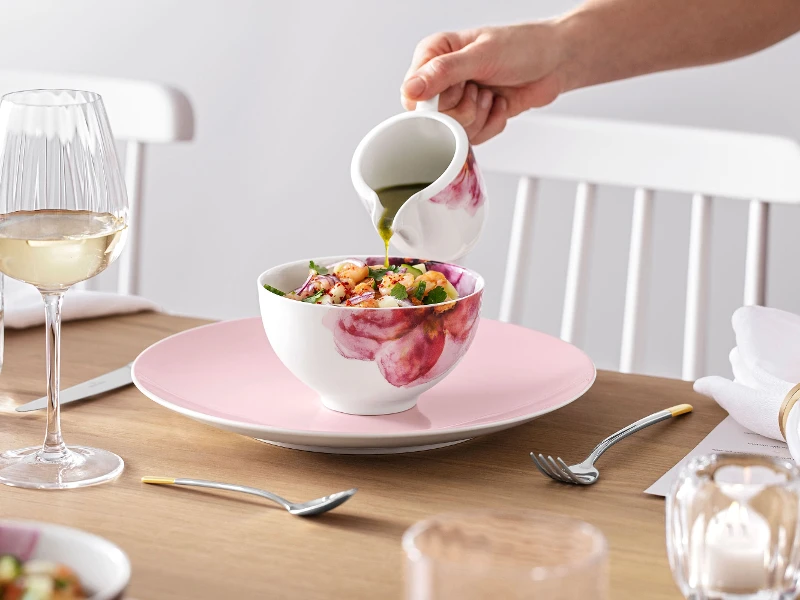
[
  {"xmin": 413, "ymin": 270, "xmax": 458, "ymax": 300},
  {"xmin": 378, "ymin": 271, "xmax": 415, "ymax": 296},
  {"xmin": 334, "ymin": 262, "xmax": 369, "ymax": 285},
  {"xmin": 297, "ymin": 274, "xmax": 334, "ymax": 299},
  {"xmin": 352, "ymin": 278, "xmax": 376, "ymax": 295}
]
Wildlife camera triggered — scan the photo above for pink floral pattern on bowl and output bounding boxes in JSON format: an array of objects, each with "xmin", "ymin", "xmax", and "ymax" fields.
[
  {"xmin": 429, "ymin": 148, "xmax": 486, "ymax": 216},
  {"xmin": 323, "ymin": 260, "xmax": 483, "ymax": 388}
]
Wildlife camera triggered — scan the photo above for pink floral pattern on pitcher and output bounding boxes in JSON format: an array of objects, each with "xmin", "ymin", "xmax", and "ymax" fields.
[
  {"xmin": 322, "ymin": 261, "xmax": 482, "ymax": 388},
  {"xmin": 429, "ymin": 148, "xmax": 486, "ymax": 216}
]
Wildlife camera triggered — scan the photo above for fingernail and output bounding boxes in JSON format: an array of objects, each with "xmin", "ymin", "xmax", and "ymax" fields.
[
  {"xmin": 479, "ymin": 89, "xmax": 492, "ymax": 109},
  {"xmin": 497, "ymin": 96, "xmax": 508, "ymax": 112},
  {"xmin": 403, "ymin": 76, "xmax": 426, "ymax": 98},
  {"xmin": 468, "ymin": 85, "xmax": 478, "ymax": 103}
]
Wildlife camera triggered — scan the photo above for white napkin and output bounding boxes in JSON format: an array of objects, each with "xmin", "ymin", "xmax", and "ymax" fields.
[
  {"xmin": 3, "ymin": 276, "xmax": 159, "ymax": 329},
  {"xmin": 694, "ymin": 305, "xmax": 800, "ymax": 441}
]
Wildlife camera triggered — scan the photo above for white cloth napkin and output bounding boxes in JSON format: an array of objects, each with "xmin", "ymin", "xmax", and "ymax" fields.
[
  {"xmin": 3, "ymin": 276, "xmax": 159, "ymax": 329},
  {"xmin": 694, "ymin": 305, "xmax": 800, "ymax": 441}
]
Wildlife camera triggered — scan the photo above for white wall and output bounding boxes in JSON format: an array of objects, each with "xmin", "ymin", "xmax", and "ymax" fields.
[{"xmin": 2, "ymin": 0, "xmax": 799, "ymax": 378}]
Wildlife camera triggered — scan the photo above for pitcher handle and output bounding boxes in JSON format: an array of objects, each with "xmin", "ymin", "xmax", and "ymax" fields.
[{"xmin": 415, "ymin": 95, "xmax": 439, "ymax": 113}]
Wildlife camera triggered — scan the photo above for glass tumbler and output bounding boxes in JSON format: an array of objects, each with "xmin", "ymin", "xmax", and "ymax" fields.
[
  {"xmin": 667, "ymin": 453, "xmax": 800, "ymax": 599},
  {"xmin": 403, "ymin": 510, "xmax": 609, "ymax": 599}
]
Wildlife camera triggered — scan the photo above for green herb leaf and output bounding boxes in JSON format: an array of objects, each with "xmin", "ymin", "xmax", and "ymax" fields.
[
  {"xmin": 423, "ymin": 286, "xmax": 448, "ymax": 305},
  {"xmin": 263, "ymin": 284, "xmax": 286, "ymax": 296},
  {"xmin": 54, "ymin": 578, "xmax": 69, "ymax": 590},
  {"xmin": 390, "ymin": 283, "xmax": 408, "ymax": 300},
  {"xmin": 309, "ymin": 260, "xmax": 328, "ymax": 275},
  {"xmin": 414, "ymin": 281, "xmax": 426, "ymax": 301},
  {"xmin": 368, "ymin": 265, "xmax": 398, "ymax": 281},
  {"xmin": 302, "ymin": 290, "xmax": 325, "ymax": 303}
]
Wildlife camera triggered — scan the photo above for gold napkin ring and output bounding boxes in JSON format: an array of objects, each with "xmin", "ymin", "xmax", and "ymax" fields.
[{"xmin": 779, "ymin": 383, "xmax": 800, "ymax": 439}]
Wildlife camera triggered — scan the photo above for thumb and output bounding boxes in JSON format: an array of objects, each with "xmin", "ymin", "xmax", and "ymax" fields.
[{"xmin": 403, "ymin": 46, "xmax": 481, "ymax": 101}]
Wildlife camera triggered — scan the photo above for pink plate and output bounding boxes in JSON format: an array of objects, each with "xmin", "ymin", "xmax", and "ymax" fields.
[{"xmin": 132, "ymin": 318, "xmax": 595, "ymax": 454}]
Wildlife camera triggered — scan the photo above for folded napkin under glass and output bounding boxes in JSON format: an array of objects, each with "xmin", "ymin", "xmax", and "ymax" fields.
[
  {"xmin": 694, "ymin": 305, "xmax": 800, "ymax": 457},
  {"xmin": 3, "ymin": 276, "xmax": 159, "ymax": 330}
]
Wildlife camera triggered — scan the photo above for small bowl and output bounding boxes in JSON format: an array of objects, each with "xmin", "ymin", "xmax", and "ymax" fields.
[
  {"xmin": 257, "ymin": 256, "xmax": 484, "ymax": 415},
  {"xmin": 0, "ymin": 519, "xmax": 131, "ymax": 599}
]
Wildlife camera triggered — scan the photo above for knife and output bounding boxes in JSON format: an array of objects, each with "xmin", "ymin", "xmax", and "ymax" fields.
[{"xmin": 15, "ymin": 363, "xmax": 134, "ymax": 412}]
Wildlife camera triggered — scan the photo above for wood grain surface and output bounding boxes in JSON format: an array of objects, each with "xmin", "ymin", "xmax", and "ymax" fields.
[{"xmin": 0, "ymin": 312, "xmax": 727, "ymax": 599}]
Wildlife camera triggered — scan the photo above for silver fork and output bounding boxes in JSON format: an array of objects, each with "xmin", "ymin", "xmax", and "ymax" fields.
[{"xmin": 530, "ymin": 404, "xmax": 693, "ymax": 485}]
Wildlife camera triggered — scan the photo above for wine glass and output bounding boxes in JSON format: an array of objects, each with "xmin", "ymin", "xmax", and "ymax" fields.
[
  {"xmin": 403, "ymin": 510, "xmax": 609, "ymax": 599},
  {"xmin": 0, "ymin": 89, "xmax": 128, "ymax": 489}
]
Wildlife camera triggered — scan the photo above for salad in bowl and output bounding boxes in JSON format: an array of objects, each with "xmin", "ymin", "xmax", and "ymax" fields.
[{"xmin": 258, "ymin": 256, "xmax": 484, "ymax": 415}]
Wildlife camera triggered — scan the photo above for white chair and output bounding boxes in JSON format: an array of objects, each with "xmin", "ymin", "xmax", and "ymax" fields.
[
  {"xmin": 0, "ymin": 71, "xmax": 195, "ymax": 295},
  {"xmin": 474, "ymin": 114, "xmax": 800, "ymax": 380}
]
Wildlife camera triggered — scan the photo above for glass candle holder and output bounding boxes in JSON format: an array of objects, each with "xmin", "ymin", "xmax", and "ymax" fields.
[
  {"xmin": 403, "ymin": 510, "xmax": 609, "ymax": 599},
  {"xmin": 666, "ymin": 453, "xmax": 800, "ymax": 599}
]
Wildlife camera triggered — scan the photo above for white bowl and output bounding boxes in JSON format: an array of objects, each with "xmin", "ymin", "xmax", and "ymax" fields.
[
  {"xmin": 258, "ymin": 255, "xmax": 484, "ymax": 415},
  {"xmin": 0, "ymin": 519, "xmax": 131, "ymax": 600}
]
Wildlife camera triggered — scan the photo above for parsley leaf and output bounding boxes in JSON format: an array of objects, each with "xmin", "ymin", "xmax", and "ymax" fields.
[
  {"xmin": 423, "ymin": 286, "xmax": 448, "ymax": 305},
  {"xmin": 302, "ymin": 290, "xmax": 325, "ymax": 303},
  {"xmin": 414, "ymin": 281, "xmax": 426, "ymax": 301},
  {"xmin": 368, "ymin": 265, "xmax": 398, "ymax": 281},
  {"xmin": 263, "ymin": 284, "xmax": 286, "ymax": 296},
  {"xmin": 390, "ymin": 283, "xmax": 408, "ymax": 300},
  {"xmin": 309, "ymin": 260, "xmax": 328, "ymax": 274}
]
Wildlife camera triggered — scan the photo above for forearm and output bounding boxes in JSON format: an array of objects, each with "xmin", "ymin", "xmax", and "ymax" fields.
[{"xmin": 553, "ymin": 0, "xmax": 800, "ymax": 92}]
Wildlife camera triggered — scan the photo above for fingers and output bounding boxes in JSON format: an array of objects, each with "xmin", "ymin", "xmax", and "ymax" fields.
[
  {"xmin": 438, "ymin": 84, "xmax": 507, "ymax": 144},
  {"xmin": 471, "ymin": 96, "xmax": 508, "ymax": 145},
  {"xmin": 401, "ymin": 32, "xmax": 462, "ymax": 110},
  {"xmin": 402, "ymin": 82, "xmax": 465, "ymax": 112},
  {"xmin": 442, "ymin": 83, "xmax": 478, "ymax": 129},
  {"xmin": 402, "ymin": 45, "xmax": 483, "ymax": 102},
  {"xmin": 465, "ymin": 88, "xmax": 493, "ymax": 140}
]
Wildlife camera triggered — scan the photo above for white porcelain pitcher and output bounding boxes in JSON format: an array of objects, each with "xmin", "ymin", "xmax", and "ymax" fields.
[{"xmin": 351, "ymin": 95, "xmax": 487, "ymax": 262}]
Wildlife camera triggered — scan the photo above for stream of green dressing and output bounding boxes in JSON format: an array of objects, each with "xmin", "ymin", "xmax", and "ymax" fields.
[{"xmin": 375, "ymin": 182, "xmax": 433, "ymax": 267}]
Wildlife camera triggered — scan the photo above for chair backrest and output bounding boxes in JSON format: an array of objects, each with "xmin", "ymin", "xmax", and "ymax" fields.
[
  {"xmin": 0, "ymin": 70, "xmax": 195, "ymax": 295},
  {"xmin": 474, "ymin": 114, "xmax": 800, "ymax": 380}
]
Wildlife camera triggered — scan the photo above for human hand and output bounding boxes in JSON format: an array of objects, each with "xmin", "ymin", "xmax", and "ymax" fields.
[{"xmin": 401, "ymin": 22, "xmax": 565, "ymax": 144}]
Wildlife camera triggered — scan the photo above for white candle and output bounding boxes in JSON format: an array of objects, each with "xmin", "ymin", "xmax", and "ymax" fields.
[{"xmin": 693, "ymin": 502, "xmax": 770, "ymax": 593}]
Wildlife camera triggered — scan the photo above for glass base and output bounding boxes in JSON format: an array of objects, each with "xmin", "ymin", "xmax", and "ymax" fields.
[{"xmin": 0, "ymin": 446, "xmax": 124, "ymax": 489}]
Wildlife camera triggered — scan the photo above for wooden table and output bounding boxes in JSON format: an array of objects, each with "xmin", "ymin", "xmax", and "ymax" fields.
[{"xmin": 0, "ymin": 313, "xmax": 727, "ymax": 599}]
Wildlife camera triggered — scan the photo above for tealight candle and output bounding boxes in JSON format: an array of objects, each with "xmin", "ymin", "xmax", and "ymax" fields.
[
  {"xmin": 667, "ymin": 454, "xmax": 800, "ymax": 599},
  {"xmin": 693, "ymin": 502, "xmax": 770, "ymax": 593}
]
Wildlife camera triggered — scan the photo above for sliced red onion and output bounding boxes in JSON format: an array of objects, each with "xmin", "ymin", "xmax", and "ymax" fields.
[
  {"xmin": 0, "ymin": 526, "xmax": 40, "ymax": 561},
  {"xmin": 294, "ymin": 271, "xmax": 316, "ymax": 295},
  {"xmin": 348, "ymin": 291, "xmax": 375, "ymax": 305},
  {"xmin": 318, "ymin": 274, "xmax": 340, "ymax": 286},
  {"xmin": 396, "ymin": 267, "xmax": 407, "ymax": 274},
  {"xmin": 325, "ymin": 258, "xmax": 366, "ymax": 270},
  {"xmin": 295, "ymin": 273, "xmax": 340, "ymax": 296},
  {"xmin": 398, "ymin": 298, "xmax": 414, "ymax": 307}
]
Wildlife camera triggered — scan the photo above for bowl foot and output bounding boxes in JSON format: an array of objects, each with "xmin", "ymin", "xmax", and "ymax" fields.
[
  {"xmin": 320, "ymin": 395, "xmax": 420, "ymax": 415},
  {"xmin": 255, "ymin": 439, "xmax": 470, "ymax": 454}
]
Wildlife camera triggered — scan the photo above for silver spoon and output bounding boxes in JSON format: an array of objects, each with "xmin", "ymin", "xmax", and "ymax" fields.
[{"xmin": 142, "ymin": 477, "xmax": 357, "ymax": 516}]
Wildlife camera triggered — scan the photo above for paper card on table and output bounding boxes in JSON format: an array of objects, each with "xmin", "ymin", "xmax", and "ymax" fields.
[{"xmin": 645, "ymin": 416, "xmax": 791, "ymax": 497}]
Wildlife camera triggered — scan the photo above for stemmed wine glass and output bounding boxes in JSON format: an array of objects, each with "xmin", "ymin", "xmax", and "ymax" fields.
[{"xmin": 0, "ymin": 89, "xmax": 128, "ymax": 489}]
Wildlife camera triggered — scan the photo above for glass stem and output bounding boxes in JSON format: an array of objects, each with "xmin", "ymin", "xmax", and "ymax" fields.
[{"xmin": 41, "ymin": 291, "xmax": 67, "ymax": 460}]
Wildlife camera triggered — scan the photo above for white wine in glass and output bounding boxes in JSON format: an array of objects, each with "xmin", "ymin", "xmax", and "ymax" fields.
[{"xmin": 0, "ymin": 90, "xmax": 129, "ymax": 489}]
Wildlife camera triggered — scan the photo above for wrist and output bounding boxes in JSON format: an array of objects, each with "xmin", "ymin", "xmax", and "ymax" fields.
[{"xmin": 548, "ymin": 10, "xmax": 591, "ymax": 94}]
